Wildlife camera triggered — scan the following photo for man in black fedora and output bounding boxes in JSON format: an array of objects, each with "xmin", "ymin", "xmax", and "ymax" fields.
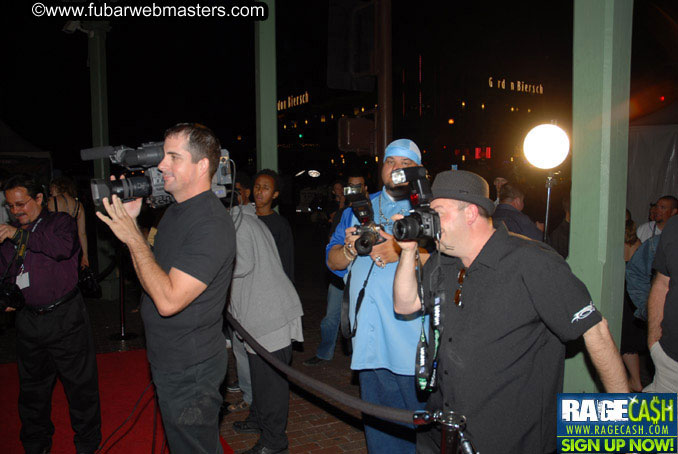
[{"xmin": 393, "ymin": 170, "xmax": 629, "ymax": 454}]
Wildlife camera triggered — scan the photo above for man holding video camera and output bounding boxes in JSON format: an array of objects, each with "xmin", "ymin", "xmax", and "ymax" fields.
[
  {"xmin": 326, "ymin": 139, "xmax": 426, "ymax": 453},
  {"xmin": 0, "ymin": 175, "xmax": 101, "ymax": 454},
  {"xmin": 393, "ymin": 170, "xmax": 629, "ymax": 454},
  {"xmin": 97, "ymin": 123, "xmax": 235, "ymax": 454}
]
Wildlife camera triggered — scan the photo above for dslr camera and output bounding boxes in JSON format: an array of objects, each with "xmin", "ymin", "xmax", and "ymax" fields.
[
  {"xmin": 392, "ymin": 167, "xmax": 441, "ymax": 241},
  {"xmin": 344, "ymin": 185, "xmax": 385, "ymax": 256},
  {"xmin": 80, "ymin": 143, "xmax": 231, "ymax": 208}
]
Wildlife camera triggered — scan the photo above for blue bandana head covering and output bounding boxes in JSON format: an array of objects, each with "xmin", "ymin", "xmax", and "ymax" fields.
[{"xmin": 384, "ymin": 139, "xmax": 422, "ymax": 164}]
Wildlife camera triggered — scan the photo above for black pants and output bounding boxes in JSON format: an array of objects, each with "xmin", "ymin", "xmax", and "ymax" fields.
[
  {"xmin": 16, "ymin": 293, "xmax": 102, "ymax": 454},
  {"xmin": 246, "ymin": 344, "xmax": 293, "ymax": 450}
]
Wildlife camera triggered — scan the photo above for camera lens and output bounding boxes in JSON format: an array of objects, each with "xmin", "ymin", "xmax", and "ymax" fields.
[
  {"xmin": 90, "ymin": 176, "xmax": 152, "ymax": 206},
  {"xmin": 355, "ymin": 230, "xmax": 378, "ymax": 256},
  {"xmin": 393, "ymin": 214, "xmax": 423, "ymax": 241}
]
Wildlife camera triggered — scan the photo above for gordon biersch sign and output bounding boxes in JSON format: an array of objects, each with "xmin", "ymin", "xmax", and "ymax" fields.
[{"xmin": 557, "ymin": 393, "xmax": 677, "ymax": 453}]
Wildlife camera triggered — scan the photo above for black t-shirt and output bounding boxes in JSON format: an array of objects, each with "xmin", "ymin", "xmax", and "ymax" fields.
[
  {"xmin": 656, "ymin": 216, "xmax": 678, "ymax": 361},
  {"xmin": 420, "ymin": 225, "xmax": 601, "ymax": 454},
  {"xmin": 141, "ymin": 190, "xmax": 236, "ymax": 372},
  {"xmin": 258, "ymin": 211, "xmax": 295, "ymax": 283}
]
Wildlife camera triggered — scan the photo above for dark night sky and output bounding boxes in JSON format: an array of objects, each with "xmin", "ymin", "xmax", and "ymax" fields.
[{"xmin": 1, "ymin": 1, "xmax": 677, "ymax": 179}]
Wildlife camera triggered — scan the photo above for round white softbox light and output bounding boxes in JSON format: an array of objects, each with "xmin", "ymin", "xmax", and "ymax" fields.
[{"xmin": 523, "ymin": 124, "xmax": 570, "ymax": 169}]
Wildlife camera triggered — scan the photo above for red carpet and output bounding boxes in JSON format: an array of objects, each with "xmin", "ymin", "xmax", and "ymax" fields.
[{"xmin": 0, "ymin": 350, "xmax": 233, "ymax": 454}]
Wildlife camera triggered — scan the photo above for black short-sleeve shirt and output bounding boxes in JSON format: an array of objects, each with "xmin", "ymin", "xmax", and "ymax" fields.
[
  {"xmin": 655, "ymin": 216, "xmax": 678, "ymax": 361},
  {"xmin": 141, "ymin": 190, "xmax": 236, "ymax": 372},
  {"xmin": 420, "ymin": 225, "xmax": 601, "ymax": 454}
]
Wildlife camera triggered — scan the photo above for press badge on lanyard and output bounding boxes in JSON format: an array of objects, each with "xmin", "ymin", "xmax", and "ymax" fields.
[{"xmin": 16, "ymin": 265, "xmax": 29, "ymax": 289}]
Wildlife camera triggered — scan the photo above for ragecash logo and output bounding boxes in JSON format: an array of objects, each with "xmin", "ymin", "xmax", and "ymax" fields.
[{"xmin": 558, "ymin": 393, "xmax": 677, "ymax": 453}]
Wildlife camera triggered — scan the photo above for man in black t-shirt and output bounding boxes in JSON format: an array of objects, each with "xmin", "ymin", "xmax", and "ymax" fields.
[
  {"xmin": 98, "ymin": 123, "xmax": 235, "ymax": 454},
  {"xmin": 393, "ymin": 170, "xmax": 629, "ymax": 454},
  {"xmin": 645, "ymin": 215, "xmax": 678, "ymax": 392}
]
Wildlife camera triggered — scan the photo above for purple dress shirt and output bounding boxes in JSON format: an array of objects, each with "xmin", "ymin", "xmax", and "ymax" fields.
[{"xmin": 0, "ymin": 209, "xmax": 80, "ymax": 307}]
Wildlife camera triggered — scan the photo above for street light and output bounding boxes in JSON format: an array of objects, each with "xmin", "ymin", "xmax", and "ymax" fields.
[{"xmin": 523, "ymin": 124, "xmax": 570, "ymax": 242}]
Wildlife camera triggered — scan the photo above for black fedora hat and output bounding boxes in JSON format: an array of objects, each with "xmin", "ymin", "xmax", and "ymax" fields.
[{"xmin": 431, "ymin": 170, "xmax": 495, "ymax": 216}]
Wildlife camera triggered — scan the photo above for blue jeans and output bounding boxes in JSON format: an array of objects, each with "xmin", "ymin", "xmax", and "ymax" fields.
[
  {"xmin": 359, "ymin": 369, "xmax": 425, "ymax": 454},
  {"xmin": 229, "ymin": 326, "xmax": 253, "ymax": 404},
  {"xmin": 316, "ymin": 283, "xmax": 343, "ymax": 360},
  {"xmin": 151, "ymin": 348, "xmax": 228, "ymax": 454}
]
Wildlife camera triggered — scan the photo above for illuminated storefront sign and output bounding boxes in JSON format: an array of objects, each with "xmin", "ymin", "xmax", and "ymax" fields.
[
  {"xmin": 277, "ymin": 91, "xmax": 310, "ymax": 111},
  {"xmin": 488, "ymin": 77, "xmax": 544, "ymax": 95}
]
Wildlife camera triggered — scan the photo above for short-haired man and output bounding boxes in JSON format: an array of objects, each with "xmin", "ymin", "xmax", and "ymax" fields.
[
  {"xmin": 637, "ymin": 196, "xmax": 678, "ymax": 243},
  {"xmin": 645, "ymin": 214, "xmax": 678, "ymax": 392},
  {"xmin": 394, "ymin": 170, "xmax": 628, "ymax": 453},
  {"xmin": 253, "ymin": 169, "xmax": 294, "ymax": 282},
  {"xmin": 1, "ymin": 175, "xmax": 101, "ymax": 454},
  {"xmin": 492, "ymin": 182, "xmax": 543, "ymax": 241},
  {"xmin": 304, "ymin": 172, "xmax": 368, "ymax": 366},
  {"xmin": 97, "ymin": 123, "xmax": 236, "ymax": 454},
  {"xmin": 326, "ymin": 139, "xmax": 426, "ymax": 452}
]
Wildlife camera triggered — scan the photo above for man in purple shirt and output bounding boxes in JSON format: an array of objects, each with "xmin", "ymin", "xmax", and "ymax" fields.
[{"xmin": 0, "ymin": 175, "xmax": 101, "ymax": 454}]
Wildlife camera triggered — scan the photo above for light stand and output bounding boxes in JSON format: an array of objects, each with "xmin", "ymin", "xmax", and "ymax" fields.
[{"xmin": 523, "ymin": 124, "xmax": 570, "ymax": 243}]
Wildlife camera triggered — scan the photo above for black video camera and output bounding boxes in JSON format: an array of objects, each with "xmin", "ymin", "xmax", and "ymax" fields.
[
  {"xmin": 392, "ymin": 167, "xmax": 441, "ymax": 241},
  {"xmin": 344, "ymin": 185, "xmax": 385, "ymax": 256},
  {"xmin": 80, "ymin": 143, "xmax": 231, "ymax": 208}
]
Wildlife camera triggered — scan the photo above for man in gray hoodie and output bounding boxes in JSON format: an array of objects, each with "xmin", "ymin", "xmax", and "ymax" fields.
[{"xmin": 228, "ymin": 203, "xmax": 304, "ymax": 454}]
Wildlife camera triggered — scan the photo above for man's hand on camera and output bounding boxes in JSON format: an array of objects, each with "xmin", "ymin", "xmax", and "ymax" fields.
[
  {"xmin": 109, "ymin": 175, "xmax": 143, "ymax": 219},
  {"xmin": 97, "ymin": 195, "xmax": 144, "ymax": 246},
  {"xmin": 0, "ymin": 224, "xmax": 18, "ymax": 243},
  {"xmin": 391, "ymin": 214, "xmax": 418, "ymax": 253},
  {"xmin": 4, "ymin": 306, "xmax": 16, "ymax": 312},
  {"xmin": 344, "ymin": 226, "xmax": 358, "ymax": 251},
  {"xmin": 369, "ymin": 230, "xmax": 401, "ymax": 267}
]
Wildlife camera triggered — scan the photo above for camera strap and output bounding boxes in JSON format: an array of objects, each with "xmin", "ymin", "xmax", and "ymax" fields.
[
  {"xmin": 416, "ymin": 251, "xmax": 444, "ymax": 392},
  {"xmin": 340, "ymin": 261, "xmax": 375, "ymax": 339},
  {"xmin": 1, "ymin": 229, "xmax": 29, "ymax": 284}
]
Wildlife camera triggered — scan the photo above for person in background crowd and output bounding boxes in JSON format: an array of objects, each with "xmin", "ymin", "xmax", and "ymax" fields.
[
  {"xmin": 304, "ymin": 172, "xmax": 368, "ymax": 366},
  {"xmin": 645, "ymin": 215, "xmax": 678, "ymax": 392},
  {"xmin": 326, "ymin": 180, "xmax": 346, "ymax": 225},
  {"xmin": 48, "ymin": 176, "xmax": 89, "ymax": 268},
  {"xmin": 637, "ymin": 196, "xmax": 678, "ymax": 243},
  {"xmin": 229, "ymin": 202, "xmax": 303, "ymax": 454},
  {"xmin": 253, "ymin": 169, "xmax": 294, "ymax": 283},
  {"xmin": 223, "ymin": 172, "xmax": 255, "ymax": 413},
  {"xmin": 493, "ymin": 176, "xmax": 508, "ymax": 206},
  {"xmin": 394, "ymin": 170, "xmax": 629, "ymax": 454},
  {"xmin": 621, "ymin": 210, "xmax": 645, "ymax": 392},
  {"xmin": 1, "ymin": 175, "xmax": 101, "ymax": 454},
  {"xmin": 492, "ymin": 183, "xmax": 543, "ymax": 241},
  {"xmin": 235, "ymin": 172, "xmax": 252, "ymax": 206},
  {"xmin": 549, "ymin": 193, "xmax": 570, "ymax": 259}
]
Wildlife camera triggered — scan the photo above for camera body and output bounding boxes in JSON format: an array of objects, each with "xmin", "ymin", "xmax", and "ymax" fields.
[
  {"xmin": 0, "ymin": 281, "xmax": 25, "ymax": 311},
  {"xmin": 392, "ymin": 167, "xmax": 441, "ymax": 242},
  {"xmin": 344, "ymin": 185, "xmax": 385, "ymax": 256},
  {"xmin": 80, "ymin": 143, "xmax": 231, "ymax": 208}
]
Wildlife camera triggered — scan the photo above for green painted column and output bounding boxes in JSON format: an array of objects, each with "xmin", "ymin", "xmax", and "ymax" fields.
[
  {"xmin": 254, "ymin": 0, "xmax": 278, "ymax": 172},
  {"xmin": 566, "ymin": 0, "xmax": 633, "ymax": 392},
  {"xmin": 84, "ymin": 21, "xmax": 116, "ymax": 299}
]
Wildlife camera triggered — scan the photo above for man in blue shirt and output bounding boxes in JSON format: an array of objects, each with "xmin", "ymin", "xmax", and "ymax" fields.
[{"xmin": 326, "ymin": 139, "xmax": 425, "ymax": 453}]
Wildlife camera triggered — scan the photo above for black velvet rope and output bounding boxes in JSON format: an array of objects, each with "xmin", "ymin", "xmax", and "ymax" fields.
[{"xmin": 225, "ymin": 313, "xmax": 416, "ymax": 426}]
